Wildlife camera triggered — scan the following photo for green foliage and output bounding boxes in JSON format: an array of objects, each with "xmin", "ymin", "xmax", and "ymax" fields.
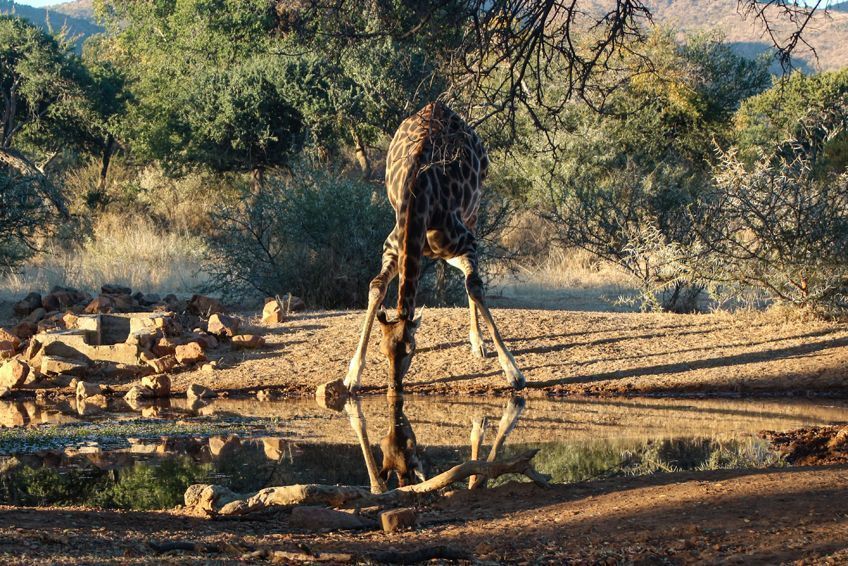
[
  {"xmin": 203, "ymin": 165, "xmax": 393, "ymax": 306},
  {"xmin": 0, "ymin": 15, "xmax": 92, "ymax": 154},
  {"xmin": 0, "ymin": 171, "xmax": 52, "ymax": 269},
  {"xmin": 522, "ymin": 31, "xmax": 769, "ymax": 311}
]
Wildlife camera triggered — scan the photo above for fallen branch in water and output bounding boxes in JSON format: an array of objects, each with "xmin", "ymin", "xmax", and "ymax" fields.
[{"xmin": 185, "ymin": 449, "xmax": 549, "ymax": 517}]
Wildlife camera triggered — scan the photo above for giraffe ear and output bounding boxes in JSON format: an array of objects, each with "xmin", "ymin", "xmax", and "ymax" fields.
[
  {"xmin": 410, "ymin": 306, "xmax": 424, "ymax": 330},
  {"xmin": 376, "ymin": 306, "xmax": 389, "ymax": 325}
]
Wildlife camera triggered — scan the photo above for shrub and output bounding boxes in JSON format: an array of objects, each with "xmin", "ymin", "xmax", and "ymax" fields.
[
  {"xmin": 0, "ymin": 171, "xmax": 60, "ymax": 270},
  {"xmin": 203, "ymin": 166, "xmax": 393, "ymax": 307},
  {"xmin": 701, "ymin": 103, "xmax": 848, "ymax": 313}
]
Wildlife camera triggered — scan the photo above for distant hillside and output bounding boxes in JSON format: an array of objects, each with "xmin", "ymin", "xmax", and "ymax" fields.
[
  {"xmin": 49, "ymin": 0, "xmax": 93, "ymax": 21},
  {"xmin": 640, "ymin": 0, "xmax": 848, "ymax": 72},
  {"xmin": 0, "ymin": 0, "xmax": 101, "ymax": 50}
]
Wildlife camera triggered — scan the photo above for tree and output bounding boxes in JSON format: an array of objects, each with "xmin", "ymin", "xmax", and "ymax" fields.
[
  {"xmin": 524, "ymin": 32, "xmax": 769, "ymax": 310},
  {"xmin": 701, "ymin": 102, "xmax": 848, "ymax": 313}
]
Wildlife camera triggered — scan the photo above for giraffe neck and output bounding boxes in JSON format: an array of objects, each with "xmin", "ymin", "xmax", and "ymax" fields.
[{"xmin": 397, "ymin": 188, "xmax": 427, "ymax": 318}]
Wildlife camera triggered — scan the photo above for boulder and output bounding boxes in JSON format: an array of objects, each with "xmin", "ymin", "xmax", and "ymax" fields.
[
  {"xmin": 231, "ymin": 334, "xmax": 265, "ymax": 349},
  {"xmin": 75, "ymin": 380, "xmax": 102, "ymax": 399},
  {"xmin": 289, "ymin": 506, "xmax": 376, "ymax": 531},
  {"xmin": 315, "ymin": 378, "xmax": 348, "ymax": 411},
  {"xmin": 207, "ymin": 314, "xmax": 240, "ymax": 337},
  {"xmin": 84, "ymin": 295, "xmax": 114, "ymax": 314},
  {"xmin": 0, "ymin": 359, "xmax": 29, "ymax": 389},
  {"xmin": 41, "ymin": 356, "xmax": 89, "ymax": 376},
  {"xmin": 102, "ymin": 284, "xmax": 132, "ymax": 295},
  {"xmin": 141, "ymin": 352, "xmax": 177, "ymax": 374},
  {"xmin": 186, "ymin": 383, "xmax": 216, "ymax": 401},
  {"xmin": 141, "ymin": 374, "xmax": 171, "ymax": 397},
  {"xmin": 262, "ymin": 298, "xmax": 284, "ymax": 324},
  {"xmin": 23, "ymin": 307, "xmax": 47, "ymax": 324},
  {"xmin": 187, "ymin": 294, "xmax": 225, "ymax": 316},
  {"xmin": 124, "ymin": 385, "xmax": 154, "ymax": 402},
  {"xmin": 152, "ymin": 337, "xmax": 178, "ymax": 357},
  {"xmin": 201, "ymin": 361, "xmax": 217, "ymax": 373},
  {"xmin": 0, "ymin": 329, "xmax": 20, "ymax": 359},
  {"xmin": 11, "ymin": 321, "xmax": 37, "ymax": 341},
  {"xmin": 13, "ymin": 292, "xmax": 42, "ymax": 317},
  {"xmin": 192, "ymin": 333, "xmax": 218, "ymax": 350},
  {"xmin": 379, "ymin": 508, "xmax": 417, "ymax": 533},
  {"xmin": 175, "ymin": 342, "xmax": 206, "ymax": 365}
]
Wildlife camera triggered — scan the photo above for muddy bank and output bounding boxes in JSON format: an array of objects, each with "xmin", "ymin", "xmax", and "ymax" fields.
[
  {"xmin": 763, "ymin": 425, "xmax": 848, "ymax": 465},
  {"xmin": 1, "ymin": 465, "xmax": 846, "ymax": 564}
]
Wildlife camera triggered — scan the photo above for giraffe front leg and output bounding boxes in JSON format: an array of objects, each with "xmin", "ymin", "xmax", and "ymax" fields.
[
  {"xmin": 447, "ymin": 255, "xmax": 525, "ymax": 390},
  {"xmin": 469, "ymin": 300, "xmax": 487, "ymax": 359},
  {"xmin": 344, "ymin": 254, "xmax": 397, "ymax": 392}
]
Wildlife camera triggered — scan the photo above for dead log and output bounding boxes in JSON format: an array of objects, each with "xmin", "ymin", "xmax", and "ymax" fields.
[{"xmin": 185, "ymin": 449, "xmax": 549, "ymax": 517}]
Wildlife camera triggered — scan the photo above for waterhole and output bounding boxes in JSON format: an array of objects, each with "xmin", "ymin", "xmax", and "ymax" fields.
[{"xmin": 0, "ymin": 395, "xmax": 845, "ymax": 510}]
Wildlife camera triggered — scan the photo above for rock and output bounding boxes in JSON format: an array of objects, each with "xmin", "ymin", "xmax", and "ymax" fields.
[
  {"xmin": 187, "ymin": 294, "xmax": 225, "ymax": 316},
  {"xmin": 110, "ymin": 294, "xmax": 134, "ymax": 311},
  {"xmin": 186, "ymin": 383, "xmax": 216, "ymax": 401},
  {"xmin": 175, "ymin": 342, "xmax": 206, "ymax": 365},
  {"xmin": 201, "ymin": 361, "xmax": 217, "ymax": 373},
  {"xmin": 60, "ymin": 312, "xmax": 79, "ymax": 329},
  {"xmin": 23, "ymin": 307, "xmax": 47, "ymax": 324},
  {"xmin": 13, "ymin": 292, "xmax": 42, "ymax": 317},
  {"xmin": 75, "ymin": 381, "xmax": 102, "ymax": 399},
  {"xmin": 124, "ymin": 385, "xmax": 154, "ymax": 402},
  {"xmin": 0, "ymin": 359, "xmax": 29, "ymax": 389},
  {"xmin": 207, "ymin": 314, "xmax": 240, "ymax": 337},
  {"xmin": 231, "ymin": 334, "xmax": 265, "ymax": 349},
  {"xmin": 152, "ymin": 337, "xmax": 177, "ymax": 357},
  {"xmin": 256, "ymin": 389, "xmax": 272, "ymax": 401},
  {"xmin": 315, "ymin": 378, "xmax": 348, "ymax": 411},
  {"xmin": 145, "ymin": 354, "xmax": 177, "ymax": 374},
  {"xmin": 262, "ymin": 298, "xmax": 284, "ymax": 324},
  {"xmin": 379, "ymin": 508, "xmax": 417, "ymax": 533},
  {"xmin": 0, "ymin": 328, "xmax": 20, "ymax": 359},
  {"xmin": 11, "ymin": 321, "xmax": 37, "ymax": 341},
  {"xmin": 127, "ymin": 329, "xmax": 157, "ymax": 349},
  {"xmin": 141, "ymin": 374, "xmax": 171, "ymax": 397},
  {"xmin": 192, "ymin": 333, "xmax": 218, "ymax": 350},
  {"xmin": 41, "ymin": 356, "xmax": 89, "ymax": 376},
  {"xmin": 21, "ymin": 339, "xmax": 42, "ymax": 363},
  {"xmin": 282, "ymin": 294, "xmax": 306, "ymax": 312},
  {"xmin": 102, "ymin": 284, "xmax": 131, "ymax": 295},
  {"xmin": 289, "ymin": 506, "xmax": 377, "ymax": 531},
  {"xmin": 45, "ymin": 287, "xmax": 88, "ymax": 310},
  {"xmin": 84, "ymin": 295, "xmax": 114, "ymax": 314}
]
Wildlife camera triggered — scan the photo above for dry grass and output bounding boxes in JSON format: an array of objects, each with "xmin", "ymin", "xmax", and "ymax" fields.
[
  {"xmin": 0, "ymin": 213, "xmax": 207, "ymax": 298},
  {"xmin": 489, "ymin": 247, "xmax": 640, "ymax": 311}
]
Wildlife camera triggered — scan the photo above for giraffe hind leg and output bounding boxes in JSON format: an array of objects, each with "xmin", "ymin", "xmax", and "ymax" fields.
[{"xmin": 446, "ymin": 253, "xmax": 525, "ymax": 390}]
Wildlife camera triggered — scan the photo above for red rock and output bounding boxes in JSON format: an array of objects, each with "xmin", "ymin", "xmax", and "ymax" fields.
[
  {"xmin": 23, "ymin": 307, "xmax": 46, "ymax": 323},
  {"xmin": 11, "ymin": 321, "xmax": 37, "ymax": 341},
  {"xmin": 152, "ymin": 337, "xmax": 177, "ymax": 357},
  {"xmin": 207, "ymin": 314, "xmax": 240, "ymax": 337},
  {"xmin": 262, "ymin": 298, "xmax": 284, "ymax": 324},
  {"xmin": 0, "ymin": 359, "xmax": 29, "ymax": 389},
  {"xmin": 231, "ymin": 334, "xmax": 266, "ymax": 349},
  {"xmin": 141, "ymin": 374, "xmax": 171, "ymax": 397},
  {"xmin": 13, "ymin": 292, "xmax": 42, "ymax": 316},
  {"xmin": 379, "ymin": 508, "xmax": 417, "ymax": 532},
  {"xmin": 85, "ymin": 295, "xmax": 114, "ymax": 314},
  {"xmin": 187, "ymin": 295, "xmax": 225, "ymax": 316},
  {"xmin": 175, "ymin": 342, "xmax": 206, "ymax": 365},
  {"xmin": 193, "ymin": 333, "xmax": 218, "ymax": 350},
  {"xmin": 0, "ymin": 328, "xmax": 21, "ymax": 358}
]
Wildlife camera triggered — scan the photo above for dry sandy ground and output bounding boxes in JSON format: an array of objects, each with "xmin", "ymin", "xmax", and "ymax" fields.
[
  {"xmin": 1, "ymin": 465, "xmax": 846, "ymax": 564},
  {"xmin": 166, "ymin": 308, "xmax": 848, "ymax": 398}
]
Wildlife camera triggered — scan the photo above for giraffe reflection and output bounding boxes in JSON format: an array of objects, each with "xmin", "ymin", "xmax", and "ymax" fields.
[{"xmin": 344, "ymin": 394, "xmax": 527, "ymax": 492}]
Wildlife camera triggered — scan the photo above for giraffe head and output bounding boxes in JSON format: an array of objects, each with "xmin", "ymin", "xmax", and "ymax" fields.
[
  {"xmin": 379, "ymin": 392, "xmax": 424, "ymax": 487},
  {"xmin": 377, "ymin": 306, "xmax": 423, "ymax": 391}
]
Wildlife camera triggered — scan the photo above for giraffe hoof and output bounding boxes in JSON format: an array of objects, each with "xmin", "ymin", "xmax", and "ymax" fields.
[
  {"xmin": 471, "ymin": 342, "xmax": 487, "ymax": 359},
  {"xmin": 506, "ymin": 368, "xmax": 526, "ymax": 391}
]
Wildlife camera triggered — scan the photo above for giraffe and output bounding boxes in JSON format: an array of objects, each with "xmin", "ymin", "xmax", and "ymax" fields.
[{"xmin": 343, "ymin": 101, "xmax": 525, "ymax": 393}]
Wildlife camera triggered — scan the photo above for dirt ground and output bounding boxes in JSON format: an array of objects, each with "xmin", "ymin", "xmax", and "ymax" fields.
[
  {"xmin": 1, "ymin": 465, "xmax": 846, "ymax": 564},
  {"xmin": 163, "ymin": 307, "xmax": 848, "ymax": 398}
]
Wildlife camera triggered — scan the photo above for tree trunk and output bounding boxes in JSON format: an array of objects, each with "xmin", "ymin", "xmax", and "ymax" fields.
[
  {"xmin": 251, "ymin": 165, "xmax": 265, "ymax": 195},
  {"xmin": 97, "ymin": 133, "xmax": 115, "ymax": 191},
  {"xmin": 351, "ymin": 127, "xmax": 371, "ymax": 179},
  {"xmin": 0, "ymin": 147, "xmax": 68, "ymax": 218}
]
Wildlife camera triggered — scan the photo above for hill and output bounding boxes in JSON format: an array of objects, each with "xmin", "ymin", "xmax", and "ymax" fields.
[
  {"xmin": 49, "ymin": 0, "xmax": 93, "ymax": 21},
  {"xmin": 0, "ymin": 0, "xmax": 101, "ymax": 50}
]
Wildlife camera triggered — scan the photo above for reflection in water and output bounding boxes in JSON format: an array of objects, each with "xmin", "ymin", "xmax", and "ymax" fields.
[{"xmin": 0, "ymin": 394, "xmax": 844, "ymax": 510}]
